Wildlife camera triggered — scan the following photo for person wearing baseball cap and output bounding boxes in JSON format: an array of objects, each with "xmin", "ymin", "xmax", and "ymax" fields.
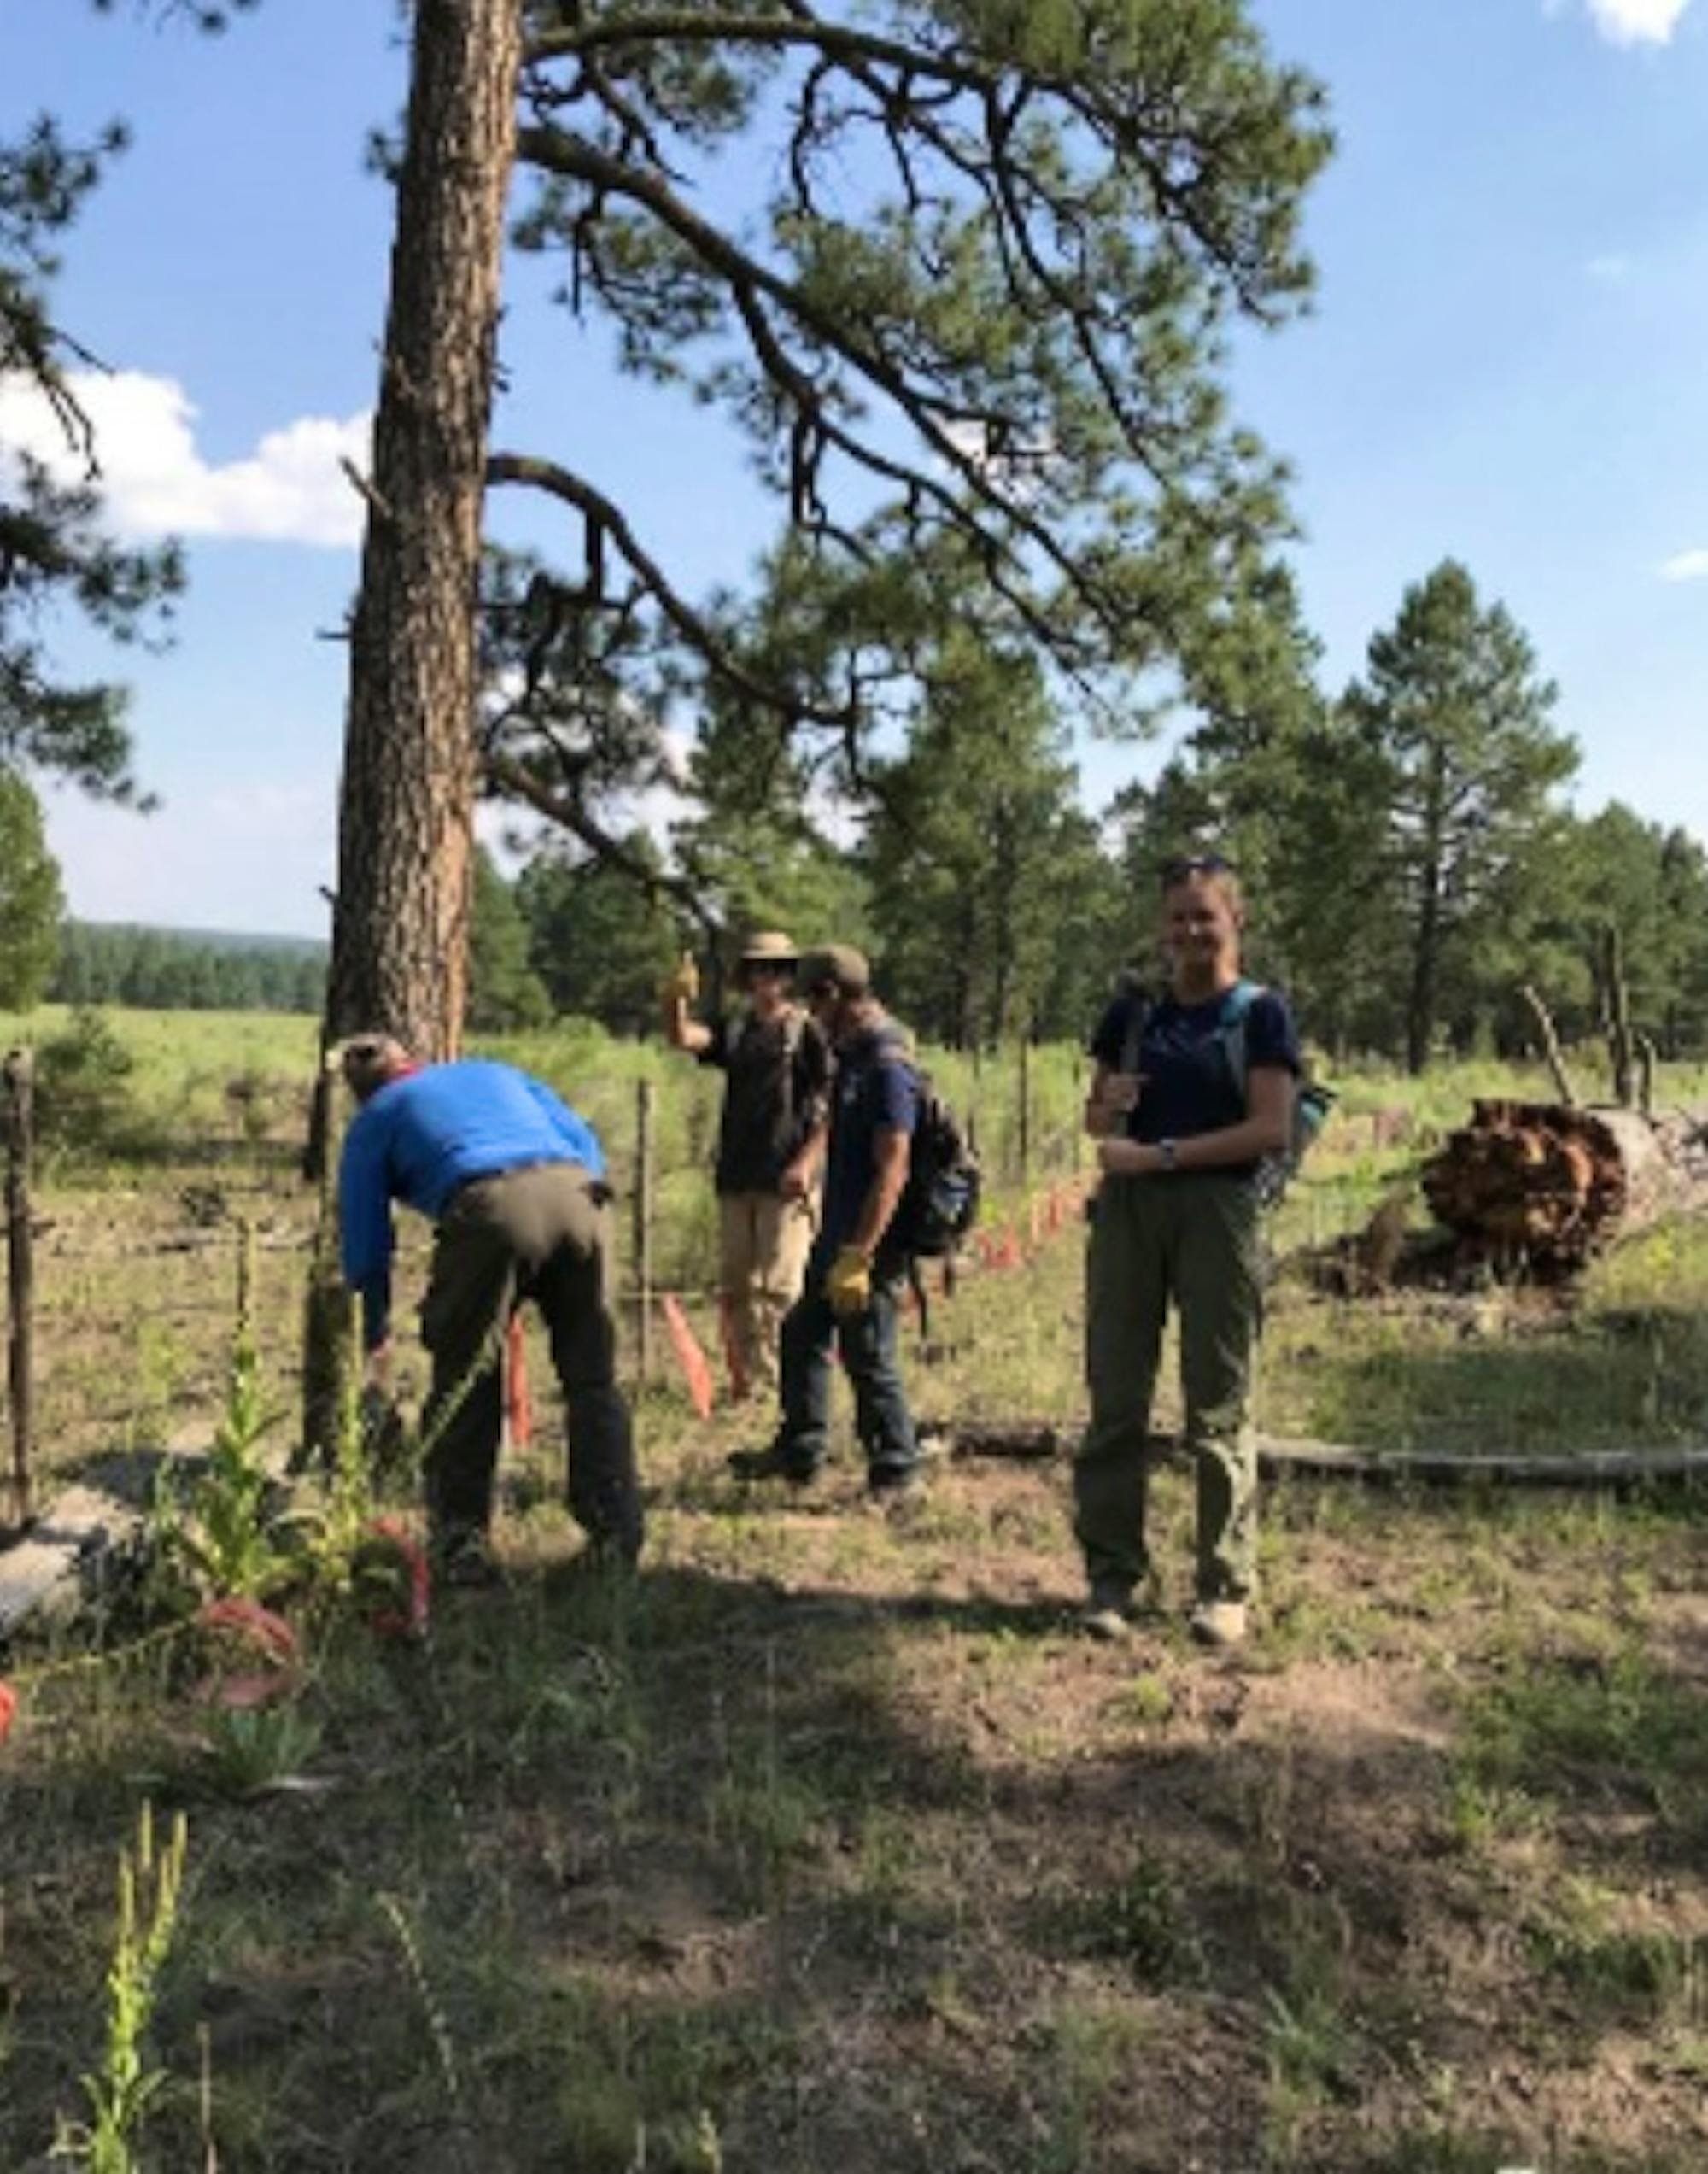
[
  {"xmin": 728, "ymin": 941, "xmax": 923, "ymax": 1497},
  {"xmin": 660, "ymin": 929, "xmax": 831, "ymax": 1398}
]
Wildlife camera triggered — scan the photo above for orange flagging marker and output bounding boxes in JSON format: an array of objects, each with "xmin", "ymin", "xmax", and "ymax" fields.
[
  {"xmin": 661, "ymin": 1293, "xmax": 717, "ymax": 1418},
  {"xmin": 505, "ymin": 1312, "xmax": 533, "ymax": 1448}
]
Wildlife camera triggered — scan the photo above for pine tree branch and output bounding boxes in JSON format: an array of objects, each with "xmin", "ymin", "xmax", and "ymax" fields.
[
  {"xmin": 483, "ymin": 747, "xmax": 722, "ymax": 941},
  {"xmin": 485, "ymin": 450, "xmax": 858, "ymax": 728},
  {"xmin": 514, "ymin": 120, "xmax": 1127, "ymax": 627}
]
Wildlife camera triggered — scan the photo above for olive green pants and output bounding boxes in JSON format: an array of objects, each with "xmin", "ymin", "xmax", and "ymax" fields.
[
  {"xmin": 1074, "ymin": 1172, "xmax": 1262, "ymax": 1604},
  {"xmin": 419, "ymin": 1164, "xmax": 641, "ymax": 1563}
]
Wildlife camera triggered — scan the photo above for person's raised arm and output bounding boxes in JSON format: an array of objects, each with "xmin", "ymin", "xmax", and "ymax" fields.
[{"xmin": 659, "ymin": 951, "xmax": 713, "ymax": 1056}]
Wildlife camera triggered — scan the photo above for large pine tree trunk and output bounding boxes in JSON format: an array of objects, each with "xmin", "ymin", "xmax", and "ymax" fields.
[{"xmin": 326, "ymin": 0, "xmax": 523, "ymax": 1058}]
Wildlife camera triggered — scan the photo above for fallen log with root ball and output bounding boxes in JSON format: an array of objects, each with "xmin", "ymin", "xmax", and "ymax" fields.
[{"xmin": 1419, "ymin": 1099, "xmax": 1708, "ymax": 1279}]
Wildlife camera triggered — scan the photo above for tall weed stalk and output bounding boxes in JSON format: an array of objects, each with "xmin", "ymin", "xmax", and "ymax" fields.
[{"xmin": 54, "ymin": 1802, "xmax": 190, "ymax": 2174}]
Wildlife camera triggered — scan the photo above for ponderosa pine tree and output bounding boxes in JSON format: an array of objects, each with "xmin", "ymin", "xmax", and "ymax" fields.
[
  {"xmin": 326, "ymin": 0, "xmax": 524, "ymax": 1058},
  {"xmin": 514, "ymin": 832, "xmax": 683, "ymax": 1034},
  {"xmin": 332, "ymin": 0, "xmax": 1331, "ymax": 1053},
  {"xmin": 861, "ymin": 633, "xmax": 1100, "ymax": 1046},
  {"xmin": 1, "ymin": 113, "xmax": 183, "ymax": 797},
  {"xmin": 0, "ymin": 767, "xmax": 64, "ymax": 1009},
  {"xmin": 1343, "ymin": 560, "xmax": 1577, "ymax": 1074},
  {"xmin": 466, "ymin": 842, "xmax": 553, "ymax": 1030}
]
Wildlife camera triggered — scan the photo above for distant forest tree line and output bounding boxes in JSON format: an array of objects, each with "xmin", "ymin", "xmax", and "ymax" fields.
[
  {"xmin": 45, "ymin": 923, "xmax": 329, "ymax": 1015},
  {"xmin": 3, "ymin": 23, "xmax": 1704, "ymax": 1075},
  {"xmin": 3, "ymin": 556, "xmax": 1707, "ymax": 1069}
]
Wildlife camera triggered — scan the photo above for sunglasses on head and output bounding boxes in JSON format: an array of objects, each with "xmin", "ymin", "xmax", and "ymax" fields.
[{"xmin": 1160, "ymin": 853, "xmax": 1235, "ymax": 887}]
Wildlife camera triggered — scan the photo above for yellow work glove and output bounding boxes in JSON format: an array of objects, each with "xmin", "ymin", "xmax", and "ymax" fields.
[
  {"xmin": 827, "ymin": 1245, "xmax": 872, "ymax": 1318},
  {"xmin": 658, "ymin": 950, "xmax": 700, "ymax": 1008}
]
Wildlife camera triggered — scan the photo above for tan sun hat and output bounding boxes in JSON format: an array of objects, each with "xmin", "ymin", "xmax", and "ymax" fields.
[{"xmin": 739, "ymin": 929, "xmax": 798, "ymax": 967}]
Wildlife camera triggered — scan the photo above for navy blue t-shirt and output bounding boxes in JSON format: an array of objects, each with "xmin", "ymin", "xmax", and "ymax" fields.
[
  {"xmin": 1090, "ymin": 982, "xmax": 1301, "ymax": 1163},
  {"xmin": 820, "ymin": 1023, "xmax": 919, "ymax": 1253}
]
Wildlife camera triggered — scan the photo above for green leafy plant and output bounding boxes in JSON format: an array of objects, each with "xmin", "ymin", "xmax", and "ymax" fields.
[
  {"xmin": 152, "ymin": 1228, "xmax": 291, "ymax": 1602},
  {"xmin": 1084, "ymin": 1849, "xmax": 1202, "ymax": 1988},
  {"xmin": 198, "ymin": 1702, "xmax": 324, "ymax": 1798},
  {"xmin": 53, "ymin": 1803, "xmax": 189, "ymax": 2173}
]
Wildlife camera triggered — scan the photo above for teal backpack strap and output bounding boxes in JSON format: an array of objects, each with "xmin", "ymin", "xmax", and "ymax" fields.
[{"xmin": 1218, "ymin": 979, "xmax": 1261, "ymax": 1105}]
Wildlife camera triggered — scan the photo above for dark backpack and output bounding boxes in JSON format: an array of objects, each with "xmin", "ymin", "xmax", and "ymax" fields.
[{"xmin": 882, "ymin": 1055, "xmax": 981, "ymax": 1261}]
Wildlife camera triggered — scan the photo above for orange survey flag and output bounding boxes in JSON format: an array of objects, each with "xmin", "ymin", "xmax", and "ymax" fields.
[
  {"xmin": 661, "ymin": 1292, "xmax": 716, "ymax": 1419},
  {"xmin": 505, "ymin": 1313, "xmax": 533, "ymax": 1448}
]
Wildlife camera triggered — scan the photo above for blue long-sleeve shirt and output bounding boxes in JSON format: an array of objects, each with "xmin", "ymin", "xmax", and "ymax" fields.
[{"xmin": 339, "ymin": 1059, "xmax": 606, "ymax": 1349}]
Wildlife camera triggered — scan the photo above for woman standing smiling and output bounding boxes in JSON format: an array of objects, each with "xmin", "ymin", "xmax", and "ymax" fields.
[{"xmin": 1076, "ymin": 855, "xmax": 1301, "ymax": 1649}]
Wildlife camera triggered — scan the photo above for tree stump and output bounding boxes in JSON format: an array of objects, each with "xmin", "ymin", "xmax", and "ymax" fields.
[{"xmin": 1420, "ymin": 1099, "xmax": 1708, "ymax": 1277}]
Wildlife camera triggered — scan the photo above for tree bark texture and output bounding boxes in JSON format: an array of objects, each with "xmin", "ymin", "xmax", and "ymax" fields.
[
  {"xmin": 4, "ymin": 1050, "xmax": 35, "ymax": 1526},
  {"xmin": 326, "ymin": 0, "xmax": 523, "ymax": 1058},
  {"xmin": 1421, "ymin": 1099, "xmax": 1708, "ymax": 1276}
]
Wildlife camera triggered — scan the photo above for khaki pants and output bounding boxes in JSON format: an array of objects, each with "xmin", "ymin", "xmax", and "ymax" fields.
[
  {"xmin": 1073, "ymin": 1172, "xmax": 1263, "ymax": 1604},
  {"xmin": 718, "ymin": 1190, "xmax": 814, "ymax": 1397}
]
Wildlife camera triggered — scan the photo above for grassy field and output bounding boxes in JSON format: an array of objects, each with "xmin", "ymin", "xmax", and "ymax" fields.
[{"xmin": 3, "ymin": 1007, "xmax": 1708, "ymax": 2170}]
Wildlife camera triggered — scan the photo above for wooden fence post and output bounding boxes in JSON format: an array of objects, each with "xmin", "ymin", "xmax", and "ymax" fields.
[
  {"xmin": 3, "ymin": 1049, "xmax": 35, "ymax": 1528},
  {"xmin": 1016, "ymin": 1034, "xmax": 1032, "ymax": 1188},
  {"xmin": 1602, "ymin": 923, "xmax": 1635, "ymax": 1110},
  {"xmin": 633, "ymin": 1077, "xmax": 655, "ymax": 1386},
  {"xmin": 300, "ymin": 1047, "xmax": 355, "ymax": 1470}
]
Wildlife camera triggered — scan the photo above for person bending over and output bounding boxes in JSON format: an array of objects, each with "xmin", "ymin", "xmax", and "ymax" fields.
[{"xmin": 339, "ymin": 1034, "xmax": 641, "ymax": 1582}]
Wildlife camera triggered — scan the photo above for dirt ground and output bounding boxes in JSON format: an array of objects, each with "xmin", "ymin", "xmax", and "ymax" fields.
[{"xmin": 5, "ymin": 1169, "xmax": 1708, "ymax": 2171}]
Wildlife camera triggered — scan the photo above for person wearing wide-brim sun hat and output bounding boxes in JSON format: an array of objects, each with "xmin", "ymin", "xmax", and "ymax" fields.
[{"xmin": 660, "ymin": 928, "xmax": 832, "ymax": 1400}]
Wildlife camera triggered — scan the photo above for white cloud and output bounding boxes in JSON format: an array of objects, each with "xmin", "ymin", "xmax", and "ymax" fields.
[
  {"xmin": 44, "ymin": 780, "xmax": 335, "ymax": 935},
  {"xmin": 1576, "ymin": 0, "xmax": 1694, "ymax": 47},
  {"xmin": 0, "ymin": 369, "xmax": 369, "ymax": 548},
  {"xmin": 1660, "ymin": 548, "xmax": 1708, "ymax": 581}
]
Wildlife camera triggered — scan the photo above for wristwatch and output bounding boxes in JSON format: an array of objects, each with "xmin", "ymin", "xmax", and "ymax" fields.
[{"xmin": 1157, "ymin": 1136, "xmax": 1179, "ymax": 1172}]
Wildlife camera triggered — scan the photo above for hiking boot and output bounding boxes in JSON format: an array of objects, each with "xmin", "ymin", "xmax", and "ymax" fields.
[
  {"xmin": 577, "ymin": 1532, "xmax": 641, "ymax": 1576},
  {"xmin": 866, "ymin": 1462, "xmax": 921, "ymax": 1503},
  {"xmin": 436, "ymin": 1532, "xmax": 504, "ymax": 1591},
  {"xmin": 1080, "ymin": 1579, "xmax": 1138, "ymax": 1642},
  {"xmin": 725, "ymin": 1443, "xmax": 817, "ymax": 1486},
  {"xmin": 1189, "ymin": 1599, "xmax": 1249, "ymax": 1650}
]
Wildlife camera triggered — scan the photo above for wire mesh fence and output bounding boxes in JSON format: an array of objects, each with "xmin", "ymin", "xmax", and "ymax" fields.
[{"xmin": 2, "ymin": 1022, "xmax": 1095, "ymax": 1509}]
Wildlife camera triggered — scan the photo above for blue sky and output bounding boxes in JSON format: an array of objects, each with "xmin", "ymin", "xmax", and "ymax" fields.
[{"xmin": 3, "ymin": 0, "xmax": 1706, "ymax": 936}]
